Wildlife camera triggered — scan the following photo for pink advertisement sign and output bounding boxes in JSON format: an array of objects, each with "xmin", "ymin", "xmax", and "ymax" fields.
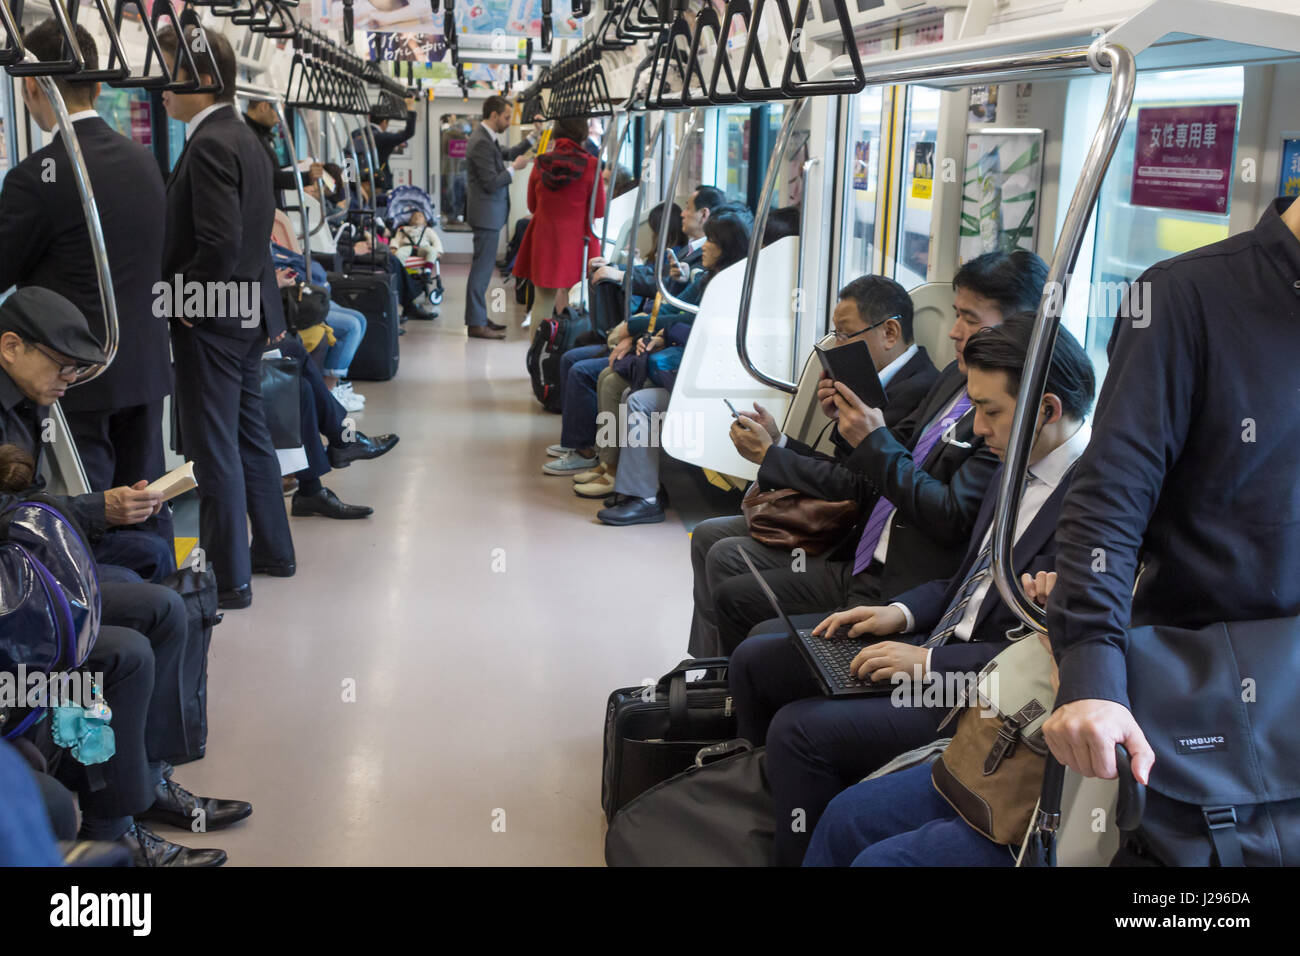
[
  {"xmin": 448, "ymin": 139, "xmax": 467, "ymax": 158},
  {"xmin": 1130, "ymin": 105, "xmax": 1238, "ymax": 214}
]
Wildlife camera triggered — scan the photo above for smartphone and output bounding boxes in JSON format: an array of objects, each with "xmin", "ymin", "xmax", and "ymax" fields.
[
  {"xmin": 724, "ymin": 399, "xmax": 740, "ymax": 419},
  {"xmin": 666, "ymin": 247, "xmax": 680, "ymax": 267}
]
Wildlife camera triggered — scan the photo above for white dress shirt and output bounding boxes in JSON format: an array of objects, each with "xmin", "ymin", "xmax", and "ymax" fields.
[{"xmin": 890, "ymin": 423, "xmax": 1092, "ymax": 670}]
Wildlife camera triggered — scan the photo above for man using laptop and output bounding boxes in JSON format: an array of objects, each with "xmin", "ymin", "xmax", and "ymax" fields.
[
  {"xmin": 730, "ymin": 314, "xmax": 1096, "ymax": 865},
  {"xmin": 701, "ymin": 250, "xmax": 1048, "ymax": 656}
]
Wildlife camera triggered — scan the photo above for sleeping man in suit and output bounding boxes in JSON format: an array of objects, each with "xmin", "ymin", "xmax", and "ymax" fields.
[
  {"xmin": 692, "ymin": 250, "xmax": 1049, "ymax": 657},
  {"xmin": 463, "ymin": 96, "xmax": 542, "ymax": 339},
  {"xmin": 157, "ymin": 26, "xmax": 295, "ymax": 610},
  {"xmin": 0, "ymin": 19, "xmax": 175, "ymax": 582},
  {"xmin": 730, "ymin": 314, "xmax": 1096, "ymax": 866}
]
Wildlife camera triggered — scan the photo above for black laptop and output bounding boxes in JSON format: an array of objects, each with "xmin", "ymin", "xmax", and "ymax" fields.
[{"xmin": 737, "ymin": 547, "xmax": 895, "ymax": 699}]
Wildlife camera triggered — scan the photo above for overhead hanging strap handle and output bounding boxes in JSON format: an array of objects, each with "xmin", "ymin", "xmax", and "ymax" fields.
[
  {"xmin": 709, "ymin": 0, "xmax": 762, "ymax": 104},
  {"xmin": 682, "ymin": 2, "xmax": 722, "ymax": 106},
  {"xmin": 7, "ymin": 0, "xmax": 84, "ymax": 75},
  {"xmin": 103, "ymin": 0, "xmax": 171, "ymax": 89},
  {"xmin": 64, "ymin": 0, "xmax": 130, "ymax": 83},
  {"xmin": 779, "ymin": 0, "xmax": 864, "ymax": 96},
  {"xmin": 735, "ymin": 0, "xmax": 804, "ymax": 101}
]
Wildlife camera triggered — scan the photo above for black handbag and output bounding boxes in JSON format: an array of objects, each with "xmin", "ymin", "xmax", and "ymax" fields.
[
  {"xmin": 601, "ymin": 657, "xmax": 737, "ymax": 821},
  {"xmin": 258, "ymin": 355, "xmax": 302, "ymax": 451},
  {"xmin": 605, "ymin": 741, "xmax": 773, "ymax": 866},
  {"xmin": 280, "ymin": 282, "xmax": 330, "ymax": 333}
]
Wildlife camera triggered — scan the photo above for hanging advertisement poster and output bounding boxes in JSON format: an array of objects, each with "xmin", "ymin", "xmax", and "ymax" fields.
[
  {"xmin": 959, "ymin": 128, "xmax": 1044, "ymax": 262},
  {"xmin": 1130, "ymin": 104, "xmax": 1238, "ymax": 214},
  {"xmin": 911, "ymin": 142, "xmax": 935, "ymax": 199},
  {"xmin": 323, "ymin": 0, "xmax": 580, "ymax": 39},
  {"xmin": 852, "ymin": 140, "xmax": 871, "ymax": 189},
  {"xmin": 1279, "ymin": 134, "xmax": 1300, "ymax": 198},
  {"xmin": 368, "ymin": 31, "xmax": 448, "ymax": 62}
]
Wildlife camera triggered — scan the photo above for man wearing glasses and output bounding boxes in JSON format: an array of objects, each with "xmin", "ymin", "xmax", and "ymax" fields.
[{"xmin": 694, "ymin": 251, "xmax": 1049, "ymax": 656}]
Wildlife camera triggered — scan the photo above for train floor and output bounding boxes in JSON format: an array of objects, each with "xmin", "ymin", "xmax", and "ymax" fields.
[{"xmin": 171, "ymin": 256, "xmax": 706, "ymax": 865}]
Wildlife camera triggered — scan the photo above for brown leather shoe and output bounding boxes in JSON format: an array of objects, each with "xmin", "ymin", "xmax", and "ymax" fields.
[{"xmin": 467, "ymin": 325, "xmax": 506, "ymax": 340}]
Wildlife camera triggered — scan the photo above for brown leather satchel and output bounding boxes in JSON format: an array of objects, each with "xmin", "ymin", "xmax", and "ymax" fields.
[
  {"xmin": 740, "ymin": 487, "xmax": 859, "ymax": 557},
  {"xmin": 930, "ymin": 635, "xmax": 1055, "ymax": 846}
]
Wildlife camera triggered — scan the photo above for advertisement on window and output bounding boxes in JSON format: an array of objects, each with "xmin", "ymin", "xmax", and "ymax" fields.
[
  {"xmin": 1130, "ymin": 105, "xmax": 1238, "ymax": 214},
  {"xmin": 959, "ymin": 129, "xmax": 1044, "ymax": 263},
  {"xmin": 1280, "ymin": 135, "xmax": 1300, "ymax": 198}
]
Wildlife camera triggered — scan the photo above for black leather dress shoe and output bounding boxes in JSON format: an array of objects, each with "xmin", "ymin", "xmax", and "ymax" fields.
[
  {"xmin": 407, "ymin": 305, "xmax": 437, "ymax": 320},
  {"xmin": 251, "ymin": 559, "xmax": 296, "ymax": 577},
  {"xmin": 597, "ymin": 496, "xmax": 666, "ymax": 526},
  {"xmin": 485, "ymin": 318, "xmax": 506, "ymax": 331},
  {"xmin": 118, "ymin": 821, "xmax": 227, "ymax": 867},
  {"xmin": 291, "ymin": 487, "xmax": 373, "ymax": 519},
  {"xmin": 138, "ymin": 772, "xmax": 252, "ymax": 832},
  {"xmin": 217, "ymin": 585, "xmax": 251, "ymax": 610},
  {"xmin": 329, "ymin": 431, "xmax": 399, "ymax": 468}
]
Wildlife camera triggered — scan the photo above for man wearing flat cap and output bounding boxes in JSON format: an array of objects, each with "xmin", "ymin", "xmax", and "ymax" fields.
[{"xmin": 0, "ymin": 287, "xmax": 163, "ymax": 541}]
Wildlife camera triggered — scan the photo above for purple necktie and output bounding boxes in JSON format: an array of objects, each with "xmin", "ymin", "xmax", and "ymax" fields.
[{"xmin": 853, "ymin": 391, "xmax": 972, "ymax": 574}]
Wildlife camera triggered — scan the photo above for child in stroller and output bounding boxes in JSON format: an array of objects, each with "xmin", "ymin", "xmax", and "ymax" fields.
[{"xmin": 385, "ymin": 186, "xmax": 445, "ymax": 311}]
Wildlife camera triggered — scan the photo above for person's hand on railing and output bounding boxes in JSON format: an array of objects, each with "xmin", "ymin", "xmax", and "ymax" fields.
[
  {"xmin": 738, "ymin": 401, "xmax": 780, "ymax": 442},
  {"xmin": 729, "ymin": 414, "xmax": 773, "ymax": 465},
  {"xmin": 832, "ymin": 381, "xmax": 885, "ymax": 447}
]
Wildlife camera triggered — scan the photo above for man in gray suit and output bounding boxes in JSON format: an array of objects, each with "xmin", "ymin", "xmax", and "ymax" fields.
[{"xmin": 464, "ymin": 96, "xmax": 540, "ymax": 340}]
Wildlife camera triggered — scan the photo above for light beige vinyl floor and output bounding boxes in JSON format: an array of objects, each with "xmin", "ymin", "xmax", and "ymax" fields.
[{"xmin": 173, "ymin": 260, "xmax": 695, "ymax": 865}]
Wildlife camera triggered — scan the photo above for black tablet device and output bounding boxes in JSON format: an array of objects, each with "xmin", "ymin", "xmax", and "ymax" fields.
[{"xmin": 814, "ymin": 340, "xmax": 889, "ymax": 409}]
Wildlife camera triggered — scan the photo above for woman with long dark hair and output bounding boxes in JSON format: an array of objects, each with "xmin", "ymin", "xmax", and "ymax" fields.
[{"xmin": 512, "ymin": 115, "xmax": 607, "ymax": 323}]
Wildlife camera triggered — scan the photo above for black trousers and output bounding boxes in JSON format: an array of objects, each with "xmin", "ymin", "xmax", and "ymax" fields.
[
  {"xmin": 171, "ymin": 322, "xmax": 294, "ymax": 591},
  {"xmin": 729, "ymin": 622, "xmax": 947, "ymax": 866},
  {"xmin": 714, "ymin": 556, "xmax": 884, "ymax": 655},
  {"xmin": 35, "ymin": 578, "xmax": 189, "ymax": 823},
  {"xmin": 66, "ymin": 399, "xmax": 175, "ymax": 547}
]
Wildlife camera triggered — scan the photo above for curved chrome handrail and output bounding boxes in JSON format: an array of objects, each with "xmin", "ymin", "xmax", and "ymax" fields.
[
  {"xmin": 794, "ymin": 155, "xmax": 818, "ymax": 380},
  {"xmin": 597, "ymin": 109, "xmax": 631, "ymax": 256},
  {"xmin": 653, "ymin": 106, "xmax": 704, "ymax": 314},
  {"xmin": 989, "ymin": 42, "xmax": 1137, "ymax": 633},
  {"xmin": 735, "ymin": 96, "xmax": 806, "ymax": 394},
  {"xmin": 34, "ymin": 66, "xmax": 118, "ymax": 386},
  {"xmin": 621, "ymin": 114, "xmax": 665, "ymax": 325}
]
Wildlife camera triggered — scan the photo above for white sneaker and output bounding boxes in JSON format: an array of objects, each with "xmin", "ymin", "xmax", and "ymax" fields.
[
  {"xmin": 332, "ymin": 384, "xmax": 365, "ymax": 413},
  {"xmin": 521, "ymin": 312, "xmax": 532, "ymax": 330},
  {"xmin": 546, "ymin": 444, "xmax": 572, "ymax": 458},
  {"xmin": 542, "ymin": 450, "xmax": 598, "ymax": 476}
]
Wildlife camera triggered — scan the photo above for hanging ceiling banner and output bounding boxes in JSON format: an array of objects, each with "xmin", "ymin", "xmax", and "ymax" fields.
[
  {"xmin": 368, "ymin": 32, "xmax": 449, "ymax": 62},
  {"xmin": 320, "ymin": 0, "xmax": 580, "ymax": 40}
]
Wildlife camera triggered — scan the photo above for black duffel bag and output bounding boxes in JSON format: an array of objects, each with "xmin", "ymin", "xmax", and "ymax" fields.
[
  {"xmin": 605, "ymin": 740, "xmax": 773, "ymax": 867},
  {"xmin": 601, "ymin": 657, "xmax": 737, "ymax": 821},
  {"xmin": 151, "ymin": 566, "xmax": 222, "ymax": 765},
  {"xmin": 1118, "ymin": 615, "xmax": 1300, "ymax": 866},
  {"xmin": 280, "ymin": 281, "xmax": 330, "ymax": 333},
  {"xmin": 258, "ymin": 355, "xmax": 302, "ymax": 452}
]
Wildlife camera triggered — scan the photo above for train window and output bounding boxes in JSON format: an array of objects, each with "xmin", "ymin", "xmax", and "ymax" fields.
[
  {"xmin": 440, "ymin": 113, "xmax": 475, "ymax": 231},
  {"xmin": 841, "ymin": 84, "xmax": 885, "ymax": 280},
  {"xmin": 894, "ymin": 85, "xmax": 940, "ymax": 290},
  {"xmin": 1070, "ymin": 66, "xmax": 1244, "ymax": 373},
  {"xmin": 94, "ymin": 88, "xmax": 154, "ymax": 147}
]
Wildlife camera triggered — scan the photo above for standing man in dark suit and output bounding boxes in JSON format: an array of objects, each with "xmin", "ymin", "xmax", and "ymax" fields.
[
  {"xmin": 157, "ymin": 26, "xmax": 294, "ymax": 610},
  {"xmin": 464, "ymin": 96, "xmax": 540, "ymax": 339},
  {"xmin": 353, "ymin": 100, "xmax": 418, "ymax": 193},
  {"xmin": 697, "ymin": 251, "xmax": 1050, "ymax": 655},
  {"xmin": 244, "ymin": 98, "xmax": 317, "ymax": 210},
  {"xmin": 730, "ymin": 315, "xmax": 1096, "ymax": 865},
  {"xmin": 1043, "ymin": 196, "xmax": 1300, "ymax": 824},
  {"xmin": 0, "ymin": 19, "xmax": 175, "ymax": 581}
]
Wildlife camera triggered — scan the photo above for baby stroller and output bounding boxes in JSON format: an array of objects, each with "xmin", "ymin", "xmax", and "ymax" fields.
[{"xmin": 385, "ymin": 185, "xmax": 445, "ymax": 307}]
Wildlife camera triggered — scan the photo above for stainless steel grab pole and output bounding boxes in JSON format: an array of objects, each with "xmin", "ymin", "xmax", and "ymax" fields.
[
  {"xmin": 794, "ymin": 155, "xmax": 819, "ymax": 381},
  {"xmin": 620, "ymin": 115, "xmax": 665, "ymax": 325},
  {"xmin": 653, "ymin": 107, "xmax": 703, "ymax": 314},
  {"xmin": 36, "ymin": 68, "xmax": 118, "ymax": 386},
  {"xmin": 597, "ymin": 110, "xmax": 630, "ymax": 255},
  {"xmin": 736, "ymin": 96, "xmax": 806, "ymax": 394},
  {"xmin": 268, "ymin": 97, "xmax": 313, "ymax": 276},
  {"xmin": 989, "ymin": 42, "xmax": 1136, "ymax": 634}
]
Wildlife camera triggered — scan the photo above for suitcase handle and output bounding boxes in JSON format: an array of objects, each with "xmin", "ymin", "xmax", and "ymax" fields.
[
  {"xmin": 656, "ymin": 657, "xmax": 729, "ymax": 691},
  {"xmin": 694, "ymin": 738, "xmax": 753, "ymax": 768}
]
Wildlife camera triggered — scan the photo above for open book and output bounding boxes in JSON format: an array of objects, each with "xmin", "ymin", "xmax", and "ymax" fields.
[{"xmin": 145, "ymin": 461, "xmax": 197, "ymax": 502}]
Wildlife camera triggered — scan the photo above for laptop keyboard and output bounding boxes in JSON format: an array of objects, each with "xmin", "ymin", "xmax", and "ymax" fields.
[{"xmin": 798, "ymin": 630, "xmax": 883, "ymax": 691}]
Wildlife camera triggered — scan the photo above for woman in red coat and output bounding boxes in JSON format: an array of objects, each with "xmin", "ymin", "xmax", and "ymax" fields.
[{"xmin": 513, "ymin": 115, "xmax": 607, "ymax": 323}]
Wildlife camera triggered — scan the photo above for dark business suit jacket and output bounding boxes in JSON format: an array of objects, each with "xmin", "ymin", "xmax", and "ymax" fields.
[
  {"xmin": 893, "ymin": 463, "xmax": 1075, "ymax": 676},
  {"xmin": 0, "ymin": 117, "xmax": 169, "ymax": 413},
  {"xmin": 163, "ymin": 106, "xmax": 285, "ymax": 339},
  {"xmin": 244, "ymin": 112, "xmax": 300, "ymax": 199},
  {"xmin": 759, "ymin": 356, "xmax": 995, "ymax": 597},
  {"xmin": 465, "ymin": 123, "xmax": 532, "ymax": 232}
]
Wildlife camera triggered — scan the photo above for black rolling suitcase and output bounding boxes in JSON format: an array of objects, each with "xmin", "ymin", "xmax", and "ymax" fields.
[
  {"xmin": 601, "ymin": 658, "xmax": 737, "ymax": 821},
  {"xmin": 328, "ymin": 272, "xmax": 400, "ymax": 382}
]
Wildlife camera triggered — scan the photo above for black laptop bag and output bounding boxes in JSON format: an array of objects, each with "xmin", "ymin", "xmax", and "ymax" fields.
[{"xmin": 601, "ymin": 657, "xmax": 737, "ymax": 821}]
